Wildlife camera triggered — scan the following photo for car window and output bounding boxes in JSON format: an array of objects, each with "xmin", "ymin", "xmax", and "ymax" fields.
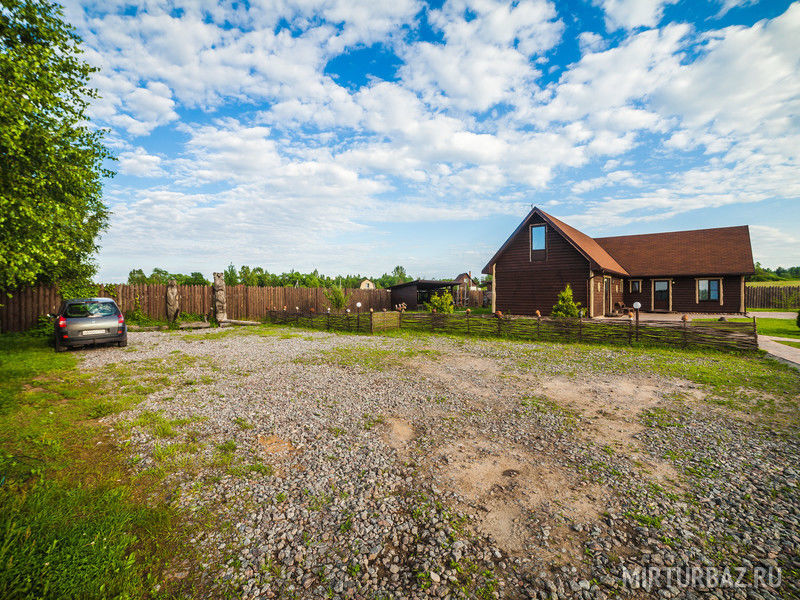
[{"xmin": 64, "ymin": 302, "xmax": 119, "ymax": 318}]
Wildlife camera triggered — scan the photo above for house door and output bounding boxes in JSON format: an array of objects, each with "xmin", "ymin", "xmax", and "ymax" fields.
[
  {"xmin": 603, "ymin": 278, "xmax": 612, "ymax": 315},
  {"xmin": 653, "ymin": 280, "xmax": 670, "ymax": 311}
]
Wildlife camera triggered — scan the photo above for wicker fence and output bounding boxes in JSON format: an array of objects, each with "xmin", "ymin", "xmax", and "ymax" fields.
[
  {"xmin": 268, "ymin": 310, "xmax": 758, "ymax": 352},
  {"xmin": 0, "ymin": 284, "xmax": 392, "ymax": 333},
  {"xmin": 746, "ymin": 285, "xmax": 800, "ymax": 309}
]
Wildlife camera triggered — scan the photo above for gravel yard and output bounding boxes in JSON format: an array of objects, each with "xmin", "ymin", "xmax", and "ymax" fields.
[{"xmin": 84, "ymin": 325, "xmax": 799, "ymax": 600}]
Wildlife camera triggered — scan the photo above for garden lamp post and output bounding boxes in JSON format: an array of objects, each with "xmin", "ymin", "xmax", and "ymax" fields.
[{"xmin": 633, "ymin": 301, "xmax": 641, "ymax": 341}]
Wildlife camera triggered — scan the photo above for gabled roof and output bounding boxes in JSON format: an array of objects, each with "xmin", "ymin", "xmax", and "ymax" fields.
[
  {"xmin": 482, "ymin": 207, "xmax": 755, "ymax": 277},
  {"xmin": 595, "ymin": 226, "xmax": 754, "ymax": 276},
  {"xmin": 481, "ymin": 207, "xmax": 628, "ymax": 276}
]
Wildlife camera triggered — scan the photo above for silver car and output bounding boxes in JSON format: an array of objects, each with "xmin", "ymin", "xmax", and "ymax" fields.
[{"xmin": 52, "ymin": 298, "xmax": 127, "ymax": 352}]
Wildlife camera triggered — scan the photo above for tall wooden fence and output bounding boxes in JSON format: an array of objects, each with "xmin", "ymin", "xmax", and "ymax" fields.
[
  {"xmin": 746, "ymin": 285, "xmax": 800, "ymax": 309},
  {"xmin": 268, "ymin": 310, "xmax": 758, "ymax": 352},
  {"xmin": 0, "ymin": 284, "xmax": 391, "ymax": 333}
]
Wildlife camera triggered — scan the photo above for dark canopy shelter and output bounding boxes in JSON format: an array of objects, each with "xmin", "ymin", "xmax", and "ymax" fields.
[{"xmin": 388, "ymin": 280, "xmax": 460, "ymax": 310}]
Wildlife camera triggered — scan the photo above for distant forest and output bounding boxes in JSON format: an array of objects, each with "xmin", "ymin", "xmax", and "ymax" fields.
[
  {"xmin": 127, "ymin": 265, "xmax": 416, "ymax": 289},
  {"xmin": 751, "ymin": 263, "xmax": 800, "ymax": 282}
]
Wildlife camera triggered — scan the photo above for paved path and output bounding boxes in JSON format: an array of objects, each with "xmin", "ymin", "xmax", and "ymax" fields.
[
  {"xmin": 758, "ymin": 335, "xmax": 800, "ymax": 371},
  {"xmin": 748, "ymin": 311, "xmax": 798, "ymax": 319}
]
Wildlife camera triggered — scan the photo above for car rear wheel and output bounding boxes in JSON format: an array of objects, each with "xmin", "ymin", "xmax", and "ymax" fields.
[
  {"xmin": 54, "ymin": 338, "xmax": 67, "ymax": 352},
  {"xmin": 118, "ymin": 339, "xmax": 128, "ymax": 347}
]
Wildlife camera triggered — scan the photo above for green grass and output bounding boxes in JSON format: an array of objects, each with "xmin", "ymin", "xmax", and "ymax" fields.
[
  {"xmin": 746, "ymin": 280, "xmax": 800, "ymax": 287},
  {"xmin": 777, "ymin": 340, "xmax": 800, "ymax": 349},
  {"xmin": 0, "ymin": 332, "xmax": 206, "ymax": 598},
  {"xmin": 294, "ymin": 345, "xmax": 440, "ymax": 371},
  {"xmin": 747, "ymin": 308, "xmax": 800, "ymax": 312},
  {"xmin": 696, "ymin": 317, "xmax": 800, "ymax": 339},
  {"xmin": 515, "ymin": 341, "xmax": 800, "ymax": 422}
]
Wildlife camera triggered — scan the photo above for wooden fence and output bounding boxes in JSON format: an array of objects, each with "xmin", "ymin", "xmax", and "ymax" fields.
[
  {"xmin": 268, "ymin": 310, "xmax": 758, "ymax": 352},
  {"xmin": 0, "ymin": 284, "xmax": 392, "ymax": 333},
  {"xmin": 746, "ymin": 285, "xmax": 800, "ymax": 309}
]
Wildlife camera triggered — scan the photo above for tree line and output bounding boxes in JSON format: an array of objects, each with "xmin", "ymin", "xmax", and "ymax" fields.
[
  {"xmin": 751, "ymin": 263, "xmax": 800, "ymax": 282},
  {"xmin": 127, "ymin": 265, "xmax": 415, "ymax": 289}
]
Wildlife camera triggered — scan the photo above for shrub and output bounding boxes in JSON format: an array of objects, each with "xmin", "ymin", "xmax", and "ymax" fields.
[
  {"xmin": 551, "ymin": 284, "xmax": 581, "ymax": 318},
  {"xmin": 323, "ymin": 286, "xmax": 351, "ymax": 311},
  {"xmin": 425, "ymin": 290, "xmax": 454, "ymax": 313},
  {"xmin": 796, "ymin": 309, "xmax": 800, "ymax": 330}
]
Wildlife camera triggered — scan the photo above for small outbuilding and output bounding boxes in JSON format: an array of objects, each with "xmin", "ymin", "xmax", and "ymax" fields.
[
  {"xmin": 388, "ymin": 279, "xmax": 460, "ymax": 310},
  {"xmin": 359, "ymin": 279, "xmax": 375, "ymax": 289}
]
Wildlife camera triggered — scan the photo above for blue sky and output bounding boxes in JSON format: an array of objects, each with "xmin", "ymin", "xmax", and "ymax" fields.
[{"xmin": 62, "ymin": 0, "xmax": 800, "ymax": 281}]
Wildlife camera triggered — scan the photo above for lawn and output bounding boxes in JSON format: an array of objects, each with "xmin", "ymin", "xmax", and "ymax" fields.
[
  {"xmin": 778, "ymin": 340, "xmax": 800, "ymax": 349},
  {"xmin": 0, "ymin": 333, "xmax": 203, "ymax": 599},
  {"xmin": 747, "ymin": 280, "xmax": 800, "ymax": 287},
  {"xmin": 696, "ymin": 317, "xmax": 800, "ymax": 339},
  {"xmin": 2, "ymin": 324, "xmax": 799, "ymax": 598}
]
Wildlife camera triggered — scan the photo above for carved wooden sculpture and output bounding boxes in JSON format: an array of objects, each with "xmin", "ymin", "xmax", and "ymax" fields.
[{"xmin": 212, "ymin": 272, "xmax": 227, "ymax": 322}]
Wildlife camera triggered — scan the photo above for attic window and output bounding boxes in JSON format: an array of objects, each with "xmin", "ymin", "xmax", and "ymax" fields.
[{"xmin": 531, "ymin": 225, "xmax": 546, "ymax": 251}]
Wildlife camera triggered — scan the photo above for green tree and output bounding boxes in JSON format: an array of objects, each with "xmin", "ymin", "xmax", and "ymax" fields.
[
  {"xmin": 551, "ymin": 284, "xmax": 581, "ymax": 318},
  {"xmin": 425, "ymin": 290, "xmax": 454, "ymax": 313},
  {"xmin": 223, "ymin": 264, "xmax": 239, "ymax": 286},
  {"xmin": 323, "ymin": 286, "xmax": 351, "ymax": 311},
  {"xmin": 0, "ymin": 0, "xmax": 114, "ymax": 291},
  {"xmin": 127, "ymin": 268, "xmax": 148, "ymax": 284}
]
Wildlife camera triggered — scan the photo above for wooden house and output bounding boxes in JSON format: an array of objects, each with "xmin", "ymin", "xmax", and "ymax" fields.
[{"xmin": 482, "ymin": 207, "xmax": 754, "ymax": 317}]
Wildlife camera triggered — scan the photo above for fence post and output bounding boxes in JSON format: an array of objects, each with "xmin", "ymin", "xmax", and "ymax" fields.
[
  {"xmin": 752, "ymin": 316, "xmax": 757, "ymax": 338},
  {"xmin": 326, "ymin": 311, "xmax": 330, "ymax": 330},
  {"xmin": 399, "ymin": 310, "xmax": 403, "ymax": 330},
  {"xmin": 466, "ymin": 311, "xmax": 470, "ymax": 336},
  {"xmin": 431, "ymin": 312, "xmax": 435, "ymax": 332},
  {"xmin": 578, "ymin": 317, "xmax": 582, "ymax": 342},
  {"xmin": 370, "ymin": 311, "xmax": 374, "ymax": 335},
  {"xmin": 357, "ymin": 311, "xmax": 360, "ymax": 332},
  {"xmin": 682, "ymin": 319, "xmax": 687, "ymax": 348},
  {"xmin": 537, "ymin": 317, "xmax": 540, "ymax": 340},
  {"xmin": 627, "ymin": 319, "xmax": 632, "ymax": 345},
  {"xmin": 496, "ymin": 315, "xmax": 502, "ymax": 337}
]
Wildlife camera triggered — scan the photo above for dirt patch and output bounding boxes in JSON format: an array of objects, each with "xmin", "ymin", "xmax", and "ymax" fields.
[
  {"xmin": 413, "ymin": 355, "xmax": 502, "ymax": 407},
  {"xmin": 257, "ymin": 434, "xmax": 297, "ymax": 456},
  {"xmin": 382, "ymin": 417, "xmax": 415, "ymax": 452},
  {"xmin": 537, "ymin": 377, "xmax": 682, "ymax": 486},
  {"xmin": 433, "ymin": 434, "xmax": 611, "ymax": 559}
]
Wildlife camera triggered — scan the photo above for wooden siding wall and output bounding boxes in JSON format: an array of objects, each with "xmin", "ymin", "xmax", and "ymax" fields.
[
  {"xmin": 621, "ymin": 276, "xmax": 744, "ymax": 313},
  {"xmin": 494, "ymin": 213, "xmax": 590, "ymax": 316},
  {"xmin": 390, "ymin": 286, "xmax": 419, "ymax": 310},
  {"xmin": 0, "ymin": 285, "xmax": 391, "ymax": 333},
  {"xmin": 746, "ymin": 285, "xmax": 800, "ymax": 309}
]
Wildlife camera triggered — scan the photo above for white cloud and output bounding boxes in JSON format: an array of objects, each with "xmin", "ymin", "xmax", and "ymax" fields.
[
  {"xmin": 594, "ymin": 0, "xmax": 679, "ymax": 31},
  {"xmin": 749, "ymin": 225, "xmax": 800, "ymax": 268},
  {"xmin": 118, "ymin": 147, "xmax": 164, "ymax": 177},
  {"xmin": 578, "ymin": 31, "xmax": 606, "ymax": 54},
  {"xmin": 54, "ymin": 1, "xmax": 799, "ymax": 278}
]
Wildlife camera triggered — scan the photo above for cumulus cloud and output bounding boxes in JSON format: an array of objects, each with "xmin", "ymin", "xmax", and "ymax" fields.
[
  {"xmin": 118, "ymin": 147, "xmax": 164, "ymax": 177},
  {"xmin": 55, "ymin": 0, "xmax": 800, "ymax": 277},
  {"xmin": 593, "ymin": 0, "xmax": 679, "ymax": 31}
]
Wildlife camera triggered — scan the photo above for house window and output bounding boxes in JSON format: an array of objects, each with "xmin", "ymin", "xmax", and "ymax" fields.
[
  {"xmin": 698, "ymin": 279, "xmax": 720, "ymax": 301},
  {"xmin": 531, "ymin": 225, "xmax": 546, "ymax": 251},
  {"xmin": 630, "ymin": 280, "xmax": 641, "ymax": 293}
]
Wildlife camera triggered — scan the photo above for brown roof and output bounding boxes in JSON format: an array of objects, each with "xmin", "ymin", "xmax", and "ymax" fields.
[
  {"xmin": 482, "ymin": 207, "xmax": 628, "ymax": 275},
  {"xmin": 595, "ymin": 226, "xmax": 754, "ymax": 276},
  {"xmin": 483, "ymin": 207, "xmax": 755, "ymax": 277},
  {"xmin": 539, "ymin": 210, "xmax": 628, "ymax": 276}
]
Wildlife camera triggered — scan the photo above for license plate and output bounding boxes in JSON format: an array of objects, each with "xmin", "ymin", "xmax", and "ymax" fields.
[{"xmin": 82, "ymin": 329, "xmax": 107, "ymax": 335}]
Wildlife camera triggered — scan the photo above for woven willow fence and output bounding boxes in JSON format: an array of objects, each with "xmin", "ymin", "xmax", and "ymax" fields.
[{"xmin": 265, "ymin": 310, "xmax": 758, "ymax": 352}]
